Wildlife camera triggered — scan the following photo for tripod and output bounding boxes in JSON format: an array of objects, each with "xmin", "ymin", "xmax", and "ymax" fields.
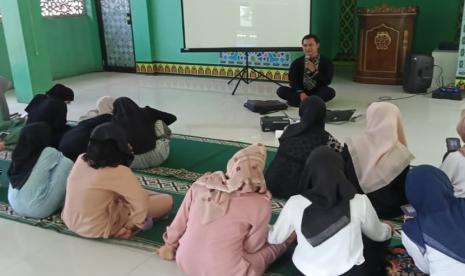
[{"xmin": 227, "ymin": 51, "xmax": 283, "ymax": 95}]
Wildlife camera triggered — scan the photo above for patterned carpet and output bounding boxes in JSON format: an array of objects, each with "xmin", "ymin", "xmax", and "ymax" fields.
[{"xmin": 0, "ymin": 134, "xmax": 424, "ymax": 275}]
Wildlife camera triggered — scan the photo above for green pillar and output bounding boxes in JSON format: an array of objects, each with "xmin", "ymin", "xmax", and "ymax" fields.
[
  {"xmin": 0, "ymin": 0, "xmax": 53, "ymax": 103},
  {"xmin": 131, "ymin": 0, "xmax": 154, "ymax": 62}
]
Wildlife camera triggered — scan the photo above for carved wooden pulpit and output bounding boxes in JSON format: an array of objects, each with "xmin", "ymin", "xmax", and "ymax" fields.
[{"xmin": 354, "ymin": 5, "xmax": 418, "ymax": 85}]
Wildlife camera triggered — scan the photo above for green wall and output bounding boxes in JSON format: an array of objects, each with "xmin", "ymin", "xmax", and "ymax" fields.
[
  {"xmin": 357, "ymin": 0, "xmax": 461, "ymax": 55},
  {"xmin": 44, "ymin": 14, "xmax": 102, "ymax": 79},
  {"xmin": 0, "ymin": 0, "xmax": 102, "ymax": 83},
  {"xmin": 0, "ymin": 21, "xmax": 12, "ymax": 80},
  {"xmin": 149, "ymin": 0, "xmax": 341, "ymax": 64},
  {"xmin": 311, "ymin": 0, "xmax": 341, "ymax": 59}
]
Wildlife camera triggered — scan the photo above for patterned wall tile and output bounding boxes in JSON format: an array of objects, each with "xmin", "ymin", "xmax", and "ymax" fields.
[{"xmin": 101, "ymin": 0, "xmax": 135, "ymax": 68}]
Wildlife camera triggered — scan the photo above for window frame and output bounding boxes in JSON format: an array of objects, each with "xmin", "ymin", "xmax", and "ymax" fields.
[{"xmin": 40, "ymin": 0, "xmax": 87, "ymax": 18}]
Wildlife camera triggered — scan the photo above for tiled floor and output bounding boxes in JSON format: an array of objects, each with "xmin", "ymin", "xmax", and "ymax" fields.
[{"xmin": 1, "ymin": 69, "xmax": 463, "ymax": 275}]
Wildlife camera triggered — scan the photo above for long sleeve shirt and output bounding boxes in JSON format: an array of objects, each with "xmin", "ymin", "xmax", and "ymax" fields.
[
  {"xmin": 402, "ymin": 231, "xmax": 465, "ymax": 276},
  {"xmin": 440, "ymin": 151, "xmax": 465, "ymax": 198},
  {"xmin": 289, "ymin": 55, "xmax": 334, "ymax": 93},
  {"xmin": 163, "ymin": 187, "xmax": 273, "ymax": 276},
  {"xmin": 268, "ymin": 194, "xmax": 391, "ymax": 276},
  {"xmin": 62, "ymin": 155, "xmax": 148, "ymax": 238}
]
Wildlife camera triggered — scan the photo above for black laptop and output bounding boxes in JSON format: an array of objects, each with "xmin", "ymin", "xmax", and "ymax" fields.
[{"xmin": 325, "ymin": 109, "xmax": 356, "ymax": 123}]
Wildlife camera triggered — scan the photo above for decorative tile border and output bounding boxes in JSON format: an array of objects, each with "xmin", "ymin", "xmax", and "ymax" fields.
[
  {"xmin": 455, "ymin": 78, "xmax": 465, "ymax": 90},
  {"xmin": 456, "ymin": 2, "xmax": 465, "ymax": 86},
  {"xmin": 136, "ymin": 62, "xmax": 289, "ymax": 82}
]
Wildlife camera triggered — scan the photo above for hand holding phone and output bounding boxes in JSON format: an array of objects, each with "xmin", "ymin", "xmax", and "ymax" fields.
[
  {"xmin": 401, "ymin": 204, "xmax": 416, "ymax": 218},
  {"xmin": 446, "ymin": 137, "xmax": 461, "ymax": 152}
]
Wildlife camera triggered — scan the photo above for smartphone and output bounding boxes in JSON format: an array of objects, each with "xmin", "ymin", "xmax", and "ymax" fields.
[
  {"xmin": 446, "ymin": 137, "xmax": 461, "ymax": 152},
  {"xmin": 401, "ymin": 204, "xmax": 417, "ymax": 218}
]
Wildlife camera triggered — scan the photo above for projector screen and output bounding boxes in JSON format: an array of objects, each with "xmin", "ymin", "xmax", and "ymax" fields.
[{"xmin": 181, "ymin": 0, "xmax": 312, "ymax": 51}]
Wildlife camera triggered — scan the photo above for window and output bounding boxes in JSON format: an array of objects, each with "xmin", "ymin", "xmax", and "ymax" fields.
[{"xmin": 40, "ymin": 0, "xmax": 85, "ymax": 17}]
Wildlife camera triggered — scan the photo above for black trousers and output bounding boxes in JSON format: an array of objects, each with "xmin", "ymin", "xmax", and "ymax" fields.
[
  {"xmin": 277, "ymin": 86, "xmax": 335, "ymax": 107},
  {"xmin": 293, "ymin": 235, "xmax": 389, "ymax": 276}
]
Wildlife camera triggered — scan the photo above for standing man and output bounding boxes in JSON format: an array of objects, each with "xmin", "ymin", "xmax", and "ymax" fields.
[{"xmin": 277, "ymin": 34, "xmax": 335, "ymax": 107}]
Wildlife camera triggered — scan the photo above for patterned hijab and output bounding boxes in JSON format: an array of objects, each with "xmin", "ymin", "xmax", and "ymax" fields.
[
  {"xmin": 346, "ymin": 102, "xmax": 414, "ymax": 193},
  {"xmin": 192, "ymin": 143, "xmax": 268, "ymax": 224}
]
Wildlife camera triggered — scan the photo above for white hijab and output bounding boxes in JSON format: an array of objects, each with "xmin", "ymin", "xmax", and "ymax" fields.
[
  {"xmin": 79, "ymin": 96, "xmax": 115, "ymax": 121},
  {"xmin": 347, "ymin": 102, "xmax": 414, "ymax": 193}
]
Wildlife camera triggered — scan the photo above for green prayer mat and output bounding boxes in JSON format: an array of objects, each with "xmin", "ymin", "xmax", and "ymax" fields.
[
  {"xmin": 0, "ymin": 134, "xmax": 422, "ymax": 275},
  {"xmin": 0, "ymin": 118, "xmax": 26, "ymax": 146}
]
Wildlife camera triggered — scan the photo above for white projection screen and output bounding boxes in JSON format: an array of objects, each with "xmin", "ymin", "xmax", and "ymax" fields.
[{"xmin": 181, "ymin": 0, "xmax": 312, "ymax": 51}]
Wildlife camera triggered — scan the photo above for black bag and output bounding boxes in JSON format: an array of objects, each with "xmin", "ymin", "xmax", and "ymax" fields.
[{"xmin": 244, "ymin": 100, "xmax": 287, "ymax": 114}]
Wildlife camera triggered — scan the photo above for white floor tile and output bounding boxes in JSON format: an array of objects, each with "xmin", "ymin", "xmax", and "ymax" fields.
[
  {"xmin": 2, "ymin": 226, "xmax": 151, "ymax": 276},
  {"xmin": 1, "ymin": 70, "xmax": 464, "ymax": 275},
  {"xmin": 126, "ymin": 257, "xmax": 186, "ymax": 276},
  {"xmin": 0, "ymin": 219, "xmax": 62, "ymax": 271}
]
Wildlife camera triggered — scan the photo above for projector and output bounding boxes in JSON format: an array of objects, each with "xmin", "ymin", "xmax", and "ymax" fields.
[{"xmin": 260, "ymin": 116, "xmax": 291, "ymax": 132}]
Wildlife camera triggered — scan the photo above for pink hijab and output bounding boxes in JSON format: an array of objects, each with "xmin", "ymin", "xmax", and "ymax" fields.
[
  {"xmin": 192, "ymin": 143, "xmax": 268, "ymax": 224},
  {"xmin": 347, "ymin": 102, "xmax": 414, "ymax": 193}
]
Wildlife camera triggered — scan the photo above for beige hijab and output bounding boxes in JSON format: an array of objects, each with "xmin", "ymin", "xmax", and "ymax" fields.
[
  {"xmin": 79, "ymin": 96, "xmax": 115, "ymax": 121},
  {"xmin": 192, "ymin": 143, "xmax": 268, "ymax": 224},
  {"xmin": 456, "ymin": 110, "xmax": 465, "ymax": 155},
  {"xmin": 346, "ymin": 102, "xmax": 414, "ymax": 193}
]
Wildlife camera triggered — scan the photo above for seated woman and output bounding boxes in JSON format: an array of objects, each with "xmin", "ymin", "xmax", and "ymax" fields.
[
  {"xmin": 158, "ymin": 144, "xmax": 292, "ymax": 276},
  {"xmin": 25, "ymin": 84, "xmax": 74, "ymax": 147},
  {"xmin": 440, "ymin": 110, "xmax": 465, "ymax": 198},
  {"xmin": 0, "ymin": 75, "xmax": 11, "ymax": 122},
  {"xmin": 265, "ymin": 96, "xmax": 342, "ymax": 199},
  {"xmin": 112, "ymin": 97, "xmax": 177, "ymax": 170},
  {"xmin": 62, "ymin": 96, "xmax": 116, "ymax": 161},
  {"xmin": 7, "ymin": 122, "xmax": 73, "ymax": 218},
  {"xmin": 59, "ymin": 113, "xmax": 113, "ymax": 161},
  {"xmin": 269, "ymin": 147, "xmax": 393, "ymax": 276},
  {"xmin": 342, "ymin": 102, "xmax": 414, "ymax": 219},
  {"xmin": 62, "ymin": 122, "xmax": 173, "ymax": 239},
  {"xmin": 0, "ymin": 75, "xmax": 27, "ymax": 146},
  {"xmin": 402, "ymin": 165, "xmax": 465, "ymax": 276},
  {"xmin": 78, "ymin": 96, "xmax": 115, "ymax": 122}
]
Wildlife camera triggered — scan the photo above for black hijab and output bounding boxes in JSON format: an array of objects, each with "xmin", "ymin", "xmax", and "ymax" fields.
[
  {"xmin": 46, "ymin": 84, "xmax": 74, "ymax": 102},
  {"xmin": 8, "ymin": 122, "xmax": 53, "ymax": 189},
  {"xmin": 300, "ymin": 146, "xmax": 357, "ymax": 246},
  {"xmin": 112, "ymin": 97, "xmax": 157, "ymax": 154},
  {"xmin": 280, "ymin": 95, "xmax": 327, "ymax": 139},
  {"xmin": 59, "ymin": 114, "xmax": 113, "ymax": 161},
  {"xmin": 25, "ymin": 85, "xmax": 72, "ymax": 132}
]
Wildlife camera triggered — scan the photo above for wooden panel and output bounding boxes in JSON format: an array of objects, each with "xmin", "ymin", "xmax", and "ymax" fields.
[{"xmin": 354, "ymin": 4, "xmax": 418, "ymax": 85}]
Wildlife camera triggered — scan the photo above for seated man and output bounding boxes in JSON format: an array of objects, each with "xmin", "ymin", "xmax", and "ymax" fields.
[{"xmin": 277, "ymin": 34, "xmax": 335, "ymax": 107}]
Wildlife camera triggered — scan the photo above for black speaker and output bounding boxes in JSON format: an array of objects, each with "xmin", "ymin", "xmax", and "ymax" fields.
[{"xmin": 403, "ymin": 54, "xmax": 434, "ymax": 94}]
